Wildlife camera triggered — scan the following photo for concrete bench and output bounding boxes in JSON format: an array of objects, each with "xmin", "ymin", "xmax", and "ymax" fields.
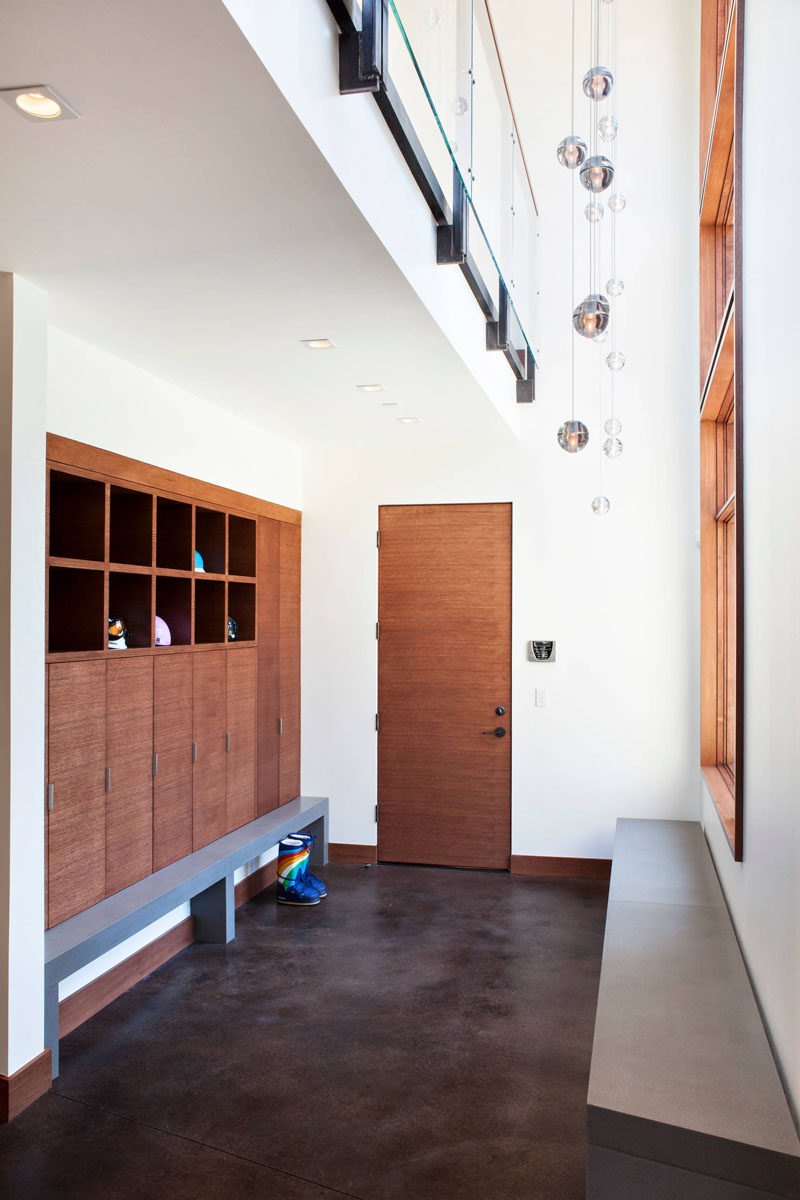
[
  {"xmin": 45, "ymin": 794, "xmax": 328, "ymax": 1078},
  {"xmin": 588, "ymin": 818, "xmax": 800, "ymax": 1199}
]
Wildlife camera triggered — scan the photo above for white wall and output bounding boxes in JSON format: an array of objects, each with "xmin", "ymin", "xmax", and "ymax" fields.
[
  {"xmin": 0, "ymin": 275, "xmax": 48, "ymax": 1077},
  {"xmin": 46, "ymin": 326, "xmax": 301, "ymax": 1003},
  {"xmin": 703, "ymin": 0, "xmax": 800, "ymax": 1121}
]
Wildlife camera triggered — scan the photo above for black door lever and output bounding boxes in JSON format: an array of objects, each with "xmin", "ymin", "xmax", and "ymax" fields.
[{"xmin": 481, "ymin": 727, "xmax": 506, "ymax": 738}]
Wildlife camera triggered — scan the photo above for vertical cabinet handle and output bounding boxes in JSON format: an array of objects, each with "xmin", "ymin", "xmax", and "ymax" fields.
[
  {"xmin": 191, "ymin": 742, "xmax": 197, "ymax": 764},
  {"xmin": 47, "ymin": 784, "xmax": 54, "ymax": 812},
  {"xmin": 278, "ymin": 717, "xmax": 283, "ymax": 735},
  {"xmin": 152, "ymin": 754, "xmax": 159, "ymax": 778},
  {"xmin": 225, "ymin": 733, "xmax": 231, "ymax": 753},
  {"xmin": 105, "ymin": 768, "xmax": 112, "ymax": 793}
]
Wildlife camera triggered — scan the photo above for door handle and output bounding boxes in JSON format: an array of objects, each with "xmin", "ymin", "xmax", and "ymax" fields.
[{"xmin": 481, "ymin": 727, "xmax": 506, "ymax": 738}]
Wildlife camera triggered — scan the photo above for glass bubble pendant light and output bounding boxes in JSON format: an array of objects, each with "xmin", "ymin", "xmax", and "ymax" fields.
[
  {"xmin": 583, "ymin": 66, "xmax": 613, "ymax": 101},
  {"xmin": 580, "ymin": 155, "xmax": 615, "ymax": 193},
  {"xmin": 557, "ymin": 420, "xmax": 589, "ymax": 453},
  {"xmin": 572, "ymin": 294, "xmax": 610, "ymax": 339},
  {"xmin": 557, "ymin": 135, "xmax": 588, "ymax": 169},
  {"xmin": 606, "ymin": 276, "xmax": 624, "ymax": 296},
  {"xmin": 592, "ymin": 496, "xmax": 611, "ymax": 515},
  {"xmin": 608, "ymin": 192, "xmax": 627, "ymax": 213},
  {"xmin": 598, "ymin": 114, "xmax": 618, "ymax": 141},
  {"xmin": 452, "ymin": 95, "xmax": 469, "ymax": 115},
  {"xmin": 606, "ymin": 350, "xmax": 625, "ymax": 371},
  {"xmin": 602, "ymin": 436, "xmax": 623, "ymax": 458},
  {"xmin": 604, "ymin": 417, "xmax": 622, "ymax": 435},
  {"xmin": 584, "ymin": 200, "xmax": 604, "ymax": 223}
]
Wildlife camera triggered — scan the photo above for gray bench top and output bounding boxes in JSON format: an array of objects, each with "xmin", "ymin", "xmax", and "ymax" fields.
[
  {"xmin": 45, "ymin": 794, "xmax": 328, "ymax": 982},
  {"xmin": 588, "ymin": 819, "xmax": 800, "ymax": 1196}
]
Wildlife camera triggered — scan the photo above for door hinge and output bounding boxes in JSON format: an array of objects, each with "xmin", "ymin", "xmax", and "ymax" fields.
[
  {"xmin": 278, "ymin": 717, "xmax": 283, "ymax": 735},
  {"xmin": 375, "ymin": 713, "xmax": 381, "ymax": 732},
  {"xmin": 375, "ymin": 804, "xmax": 379, "ymax": 823},
  {"xmin": 376, "ymin": 530, "xmax": 381, "ymax": 548},
  {"xmin": 375, "ymin": 621, "xmax": 381, "ymax": 640}
]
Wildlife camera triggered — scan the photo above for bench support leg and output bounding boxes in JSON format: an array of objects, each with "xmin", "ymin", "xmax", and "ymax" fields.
[
  {"xmin": 191, "ymin": 875, "xmax": 235, "ymax": 944},
  {"xmin": 45, "ymin": 983, "xmax": 60, "ymax": 1079},
  {"xmin": 304, "ymin": 815, "xmax": 328, "ymax": 866}
]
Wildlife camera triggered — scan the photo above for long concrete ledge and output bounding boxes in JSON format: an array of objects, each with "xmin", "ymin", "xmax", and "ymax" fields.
[
  {"xmin": 44, "ymin": 795, "xmax": 328, "ymax": 1078},
  {"xmin": 587, "ymin": 819, "xmax": 800, "ymax": 1199}
]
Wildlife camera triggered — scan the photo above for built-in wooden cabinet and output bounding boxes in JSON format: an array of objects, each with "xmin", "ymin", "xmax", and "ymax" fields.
[{"xmin": 44, "ymin": 436, "xmax": 302, "ymax": 929}]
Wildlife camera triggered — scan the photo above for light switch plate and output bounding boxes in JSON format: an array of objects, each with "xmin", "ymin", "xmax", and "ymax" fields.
[{"xmin": 535, "ymin": 688, "xmax": 548, "ymax": 707}]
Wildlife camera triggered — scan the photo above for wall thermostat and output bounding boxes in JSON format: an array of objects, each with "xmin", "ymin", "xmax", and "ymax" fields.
[{"xmin": 528, "ymin": 640, "xmax": 555, "ymax": 662}]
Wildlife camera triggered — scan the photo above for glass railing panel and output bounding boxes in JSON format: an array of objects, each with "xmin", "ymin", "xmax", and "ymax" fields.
[
  {"xmin": 508, "ymin": 135, "xmax": 536, "ymax": 340},
  {"xmin": 470, "ymin": 1, "xmax": 509, "ymax": 272}
]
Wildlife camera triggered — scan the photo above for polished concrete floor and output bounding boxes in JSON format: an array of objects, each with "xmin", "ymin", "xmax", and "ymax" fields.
[{"xmin": 0, "ymin": 864, "xmax": 608, "ymax": 1200}]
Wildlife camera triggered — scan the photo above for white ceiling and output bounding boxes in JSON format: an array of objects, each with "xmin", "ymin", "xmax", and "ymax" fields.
[{"xmin": 0, "ymin": 0, "xmax": 516, "ymax": 446}]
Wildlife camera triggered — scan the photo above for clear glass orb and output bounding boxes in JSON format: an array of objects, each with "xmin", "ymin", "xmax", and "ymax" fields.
[
  {"xmin": 452, "ymin": 96, "xmax": 469, "ymax": 115},
  {"xmin": 425, "ymin": 7, "xmax": 441, "ymax": 27},
  {"xmin": 594, "ymin": 328, "xmax": 608, "ymax": 345},
  {"xmin": 556, "ymin": 135, "xmax": 588, "ymax": 169},
  {"xmin": 604, "ymin": 417, "xmax": 622, "ymax": 435},
  {"xmin": 572, "ymin": 294, "xmax": 610, "ymax": 339},
  {"xmin": 584, "ymin": 200, "xmax": 604, "ymax": 223},
  {"xmin": 583, "ymin": 66, "xmax": 614, "ymax": 101},
  {"xmin": 592, "ymin": 495, "xmax": 611, "ymax": 515},
  {"xmin": 606, "ymin": 276, "xmax": 625, "ymax": 296},
  {"xmin": 602, "ymin": 436, "xmax": 623, "ymax": 458},
  {"xmin": 557, "ymin": 420, "xmax": 590, "ymax": 453},
  {"xmin": 608, "ymin": 192, "xmax": 627, "ymax": 213},
  {"xmin": 606, "ymin": 350, "xmax": 626, "ymax": 371},
  {"xmin": 598, "ymin": 114, "xmax": 618, "ymax": 141},
  {"xmin": 579, "ymin": 154, "xmax": 615, "ymax": 193},
  {"xmin": 601, "ymin": 0, "xmax": 614, "ymax": 5}
]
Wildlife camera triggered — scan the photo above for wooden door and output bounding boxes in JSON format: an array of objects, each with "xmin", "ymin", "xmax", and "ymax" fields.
[
  {"xmin": 256, "ymin": 517, "xmax": 280, "ymax": 814},
  {"xmin": 279, "ymin": 522, "xmax": 301, "ymax": 804},
  {"xmin": 226, "ymin": 648, "xmax": 257, "ymax": 832},
  {"xmin": 106, "ymin": 657, "xmax": 154, "ymax": 895},
  {"xmin": 192, "ymin": 650, "xmax": 227, "ymax": 849},
  {"xmin": 377, "ymin": 504, "xmax": 511, "ymax": 869},
  {"xmin": 153, "ymin": 655, "xmax": 193, "ymax": 870},
  {"xmin": 47, "ymin": 662, "xmax": 107, "ymax": 927}
]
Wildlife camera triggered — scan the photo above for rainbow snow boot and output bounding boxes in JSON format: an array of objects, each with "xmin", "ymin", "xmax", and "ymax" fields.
[
  {"xmin": 289, "ymin": 831, "xmax": 327, "ymax": 898},
  {"xmin": 277, "ymin": 836, "xmax": 320, "ymax": 906}
]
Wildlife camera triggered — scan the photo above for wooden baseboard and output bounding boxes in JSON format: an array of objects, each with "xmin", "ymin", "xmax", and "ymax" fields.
[
  {"xmin": 0, "ymin": 1049, "xmax": 52, "ymax": 1122},
  {"xmin": 234, "ymin": 861, "xmax": 277, "ymax": 907},
  {"xmin": 510, "ymin": 855, "xmax": 612, "ymax": 880},
  {"xmin": 329, "ymin": 843, "xmax": 378, "ymax": 865}
]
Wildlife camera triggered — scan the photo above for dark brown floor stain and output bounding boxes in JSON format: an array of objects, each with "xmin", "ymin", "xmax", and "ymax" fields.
[{"xmin": 0, "ymin": 864, "xmax": 608, "ymax": 1200}]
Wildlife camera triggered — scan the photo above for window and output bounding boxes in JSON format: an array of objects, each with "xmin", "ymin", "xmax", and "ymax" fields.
[{"xmin": 699, "ymin": 0, "xmax": 743, "ymax": 858}]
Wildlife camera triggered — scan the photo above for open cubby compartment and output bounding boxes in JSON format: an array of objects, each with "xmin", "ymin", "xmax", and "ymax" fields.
[
  {"xmin": 110, "ymin": 486, "xmax": 153, "ymax": 567},
  {"xmin": 155, "ymin": 576, "xmax": 192, "ymax": 646},
  {"xmin": 49, "ymin": 471, "xmax": 106, "ymax": 563},
  {"xmin": 227, "ymin": 582, "xmax": 256, "ymax": 642},
  {"xmin": 48, "ymin": 566, "xmax": 105, "ymax": 653},
  {"xmin": 156, "ymin": 497, "xmax": 192, "ymax": 570},
  {"xmin": 228, "ymin": 515, "xmax": 256, "ymax": 577},
  {"xmin": 195, "ymin": 507, "xmax": 226, "ymax": 575},
  {"xmin": 108, "ymin": 572, "xmax": 152, "ymax": 649},
  {"xmin": 194, "ymin": 579, "xmax": 225, "ymax": 644}
]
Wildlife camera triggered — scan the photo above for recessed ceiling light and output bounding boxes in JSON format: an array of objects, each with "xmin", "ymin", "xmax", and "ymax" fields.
[
  {"xmin": 1, "ymin": 85, "xmax": 79, "ymax": 122},
  {"xmin": 357, "ymin": 384, "xmax": 385, "ymax": 393},
  {"xmin": 397, "ymin": 416, "xmax": 422, "ymax": 424},
  {"xmin": 300, "ymin": 338, "xmax": 336, "ymax": 350}
]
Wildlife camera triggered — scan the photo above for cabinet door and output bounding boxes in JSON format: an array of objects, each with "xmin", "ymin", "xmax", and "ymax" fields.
[
  {"xmin": 47, "ymin": 662, "xmax": 107, "ymax": 928},
  {"xmin": 257, "ymin": 517, "xmax": 280, "ymax": 814},
  {"xmin": 106, "ymin": 656, "xmax": 154, "ymax": 895},
  {"xmin": 279, "ymin": 522, "xmax": 301, "ymax": 804},
  {"xmin": 192, "ymin": 650, "xmax": 226, "ymax": 849},
  {"xmin": 153, "ymin": 655, "xmax": 193, "ymax": 870},
  {"xmin": 226, "ymin": 648, "xmax": 257, "ymax": 832}
]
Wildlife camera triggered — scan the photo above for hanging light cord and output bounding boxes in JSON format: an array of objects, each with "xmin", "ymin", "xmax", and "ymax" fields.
[{"xmin": 570, "ymin": 0, "xmax": 577, "ymax": 420}]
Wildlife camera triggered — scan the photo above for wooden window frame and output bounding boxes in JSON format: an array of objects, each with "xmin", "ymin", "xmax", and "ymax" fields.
[{"xmin": 699, "ymin": 0, "xmax": 744, "ymax": 860}]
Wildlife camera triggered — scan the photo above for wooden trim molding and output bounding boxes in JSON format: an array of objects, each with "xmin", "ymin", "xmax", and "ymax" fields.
[
  {"xmin": 0, "ymin": 1049, "xmax": 52, "ymax": 1123},
  {"xmin": 509, "ymin": 855, "xmax": 612, "ymax": 881},
  {"xmin": 330, "ymin": 843, "xmax": 378, "ymax": 865},
  {"xmin": 46, "ymin": 434, "xmax": 302, "ymax": 526},
  {"xmin": 234, "ymin": 861, "xmax": 277, "ymax": 907}
]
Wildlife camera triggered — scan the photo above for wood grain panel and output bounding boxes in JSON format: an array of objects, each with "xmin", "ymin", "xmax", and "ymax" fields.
[
  {"xmin": 153, "ymin": 655, "xmax": 193, "ymax": 870},
  {"xmin": 0, "ymin": 1050, "xmax": 51, "ymax": 1123},
  {"xmin": 329, "ymin": 843, "xmax": 378, "ymax": 865},
  {"xmin": 192, "ymin": 650, "xmax": 227, "ymax": 849},
  {"xmin": 234, "ymin": 861, "xmax": 277, "ymax": 906},
  {"xmin": 377, "ymin": 504, "xmax": 511, "ymax": 870},
  {"xmin": 106, "ymin": 657, "xmax": 154, "ymax": 895},
  {"xmin": 279, "ymin": 522, "xmax": 301, "ymax": 805},
  {"xmin": 257, "ymin": 517, "xmax": 280, "ymax": 814},
  {"xmin": 226, "ymin": 648, "xmax": 257, "ymax": 832},
  {"xmin": 47, "ymin": 662, "xmax": 107, "ymax": 927},
  {"xmin": 509, "ymin": 855, "xmax": 611, "ymax": 880}
]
